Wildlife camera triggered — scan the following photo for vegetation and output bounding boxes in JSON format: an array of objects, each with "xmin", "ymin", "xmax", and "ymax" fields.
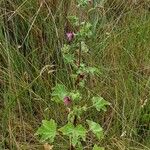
[{"xmin": 0, "ymin": 0, "xmax": 150, "ymax": 149}]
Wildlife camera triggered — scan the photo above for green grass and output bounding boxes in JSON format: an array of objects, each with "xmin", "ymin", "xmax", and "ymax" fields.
[{"xmin": 0, "ymin": 0, "xmax": 150, "ymax": 149}]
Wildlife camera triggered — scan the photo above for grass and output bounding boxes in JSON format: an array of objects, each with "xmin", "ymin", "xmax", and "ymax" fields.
[{"xmin": 0, "ymin": 0, "xmax": 150, "ymax": 149}]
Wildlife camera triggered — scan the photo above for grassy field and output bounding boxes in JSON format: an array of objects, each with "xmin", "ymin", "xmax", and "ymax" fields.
[{"xmin": 0, "ymin": 0, "xmax": 150, "ymax": 149}]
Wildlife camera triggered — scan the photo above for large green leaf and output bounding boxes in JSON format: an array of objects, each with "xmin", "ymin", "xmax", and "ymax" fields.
[
  {"xmin": 36, "ymin": 119, "xmax": 57, "ymax": 143},
  {"xmin": 86, "ymin": 120, "xmax": 103, "ymax": 140},
  {"xmin": 92, "ymin": 96, "xmax": 110, "ymax": 111},
  {"xmin": 59, "ymin": 123, "xmax": 87, "ymax": 147},
  {"xmin": 72, "ymin": 124, "xmax": 87, "ymax": 146},
  {"xmin": 93, "ymin": 144, "xmax": 105, "ymax": 150},
  {"xmin": 51, "ymin": 84, "xmax": 68, "ymax": 103},
  {"xmin": 59, "ymin": 122, "xmax": 74, "ymax": 135}
]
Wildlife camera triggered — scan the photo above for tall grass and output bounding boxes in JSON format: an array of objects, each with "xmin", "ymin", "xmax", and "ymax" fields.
[{"xmin": 0, "ymin": 0, "xmax": 150, "ymax": 149}]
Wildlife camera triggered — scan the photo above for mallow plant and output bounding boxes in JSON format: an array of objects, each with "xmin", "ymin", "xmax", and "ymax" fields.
[{"xmin": 36, "ymin": 0, "xmax": 110, "ymax": 149}]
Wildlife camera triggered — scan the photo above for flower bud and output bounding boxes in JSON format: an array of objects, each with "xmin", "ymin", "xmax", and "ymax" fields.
[
  {"xmin": 64, "ymin": 96, "xmax": 72, "ymax": 106},
  {"xmin": 66, "ymin": 32, "xmax": 75, "ymax": 42}
]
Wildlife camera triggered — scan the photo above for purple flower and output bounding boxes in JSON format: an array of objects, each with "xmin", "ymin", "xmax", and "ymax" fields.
[
  {"xmin": 64, "ymin": 96, "xmax": 72, "ymax": 106},
  {"xmin": 66, "ymin": 32, "xmax": 74, "ymax": 42}
]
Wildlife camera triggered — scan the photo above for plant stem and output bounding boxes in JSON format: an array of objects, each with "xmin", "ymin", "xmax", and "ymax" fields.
[
  {"xmin": 70, "ymin": 3, "xmax": 83, "ymax": 150},
  {"xmin": 78, "ymin": 40, "xmax": 82, "ymax": 67},
  {"xmin": 78, "ymin": 5, "xmax": 82, "ymax": 68}
]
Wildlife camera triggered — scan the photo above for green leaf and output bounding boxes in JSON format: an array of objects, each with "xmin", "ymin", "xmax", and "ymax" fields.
[
  {"xmin": 73, "ymin": 106, "xmax": 87, "ymax": 119},
  {"xmin": 36, "ymin": 119, "xmax": 57, "ymax": 143},
  {"xmin": 86, "ymin": 67, "xmax": 101, "ymax": 75},
  {"xmin": 86, "ymin": 120, "xmax": 103, "ymax": 140},
  {"xmin": 59, "ymin": 122, "xmax": 74, "ymax": 136},
  {"xmin": 77, "ymin": 0, "xmax": 88, "ymax": 7},
  {"xmin": 59, "ymin": 123, "xmax": 87, "ymax": 147},
  {"xmin": 61, "ymin": 44, "xmax": 70, "ymax": 54},
  {"xmin": 93, "ymin": 144, "xmax": 105, "ymax": 150},
  {"xmin": 70, "ymin": 90, "xmax": 82, "ymax": 102},
  {"xmin": 75, "ymin": 124, "xmax": 87, "ymax": 141},
  {"xmin": 63, "ymin": 53, "xmax": 75, "ymax": 64},
  {"xmin": 72, "ymin": 124, "xmax": 87, "ymax": 146},
  {"xmin": 76, "ymin": 22, "xmax": 92, "ymax": 40},
  {"xmin": 67, "ymin": 105, "xmax": 87, "ymax": 123},
  {"xmin": 67, "ymin": 111, "xmax": 75, "ymax": 123},
  {"xmin": 67, "ymin": 15, "xmax": 79, "ymax": 26},
  {"xmin": 51, "ymin": 84, "xmax": 68, "ymax": 103},
  {"xmin": 81, "ymin": 41, "xmax": 89, "ymax": 53},
  {"xmin": 92, "ymin": 96, "xmax": 110, "ymax": 111}
]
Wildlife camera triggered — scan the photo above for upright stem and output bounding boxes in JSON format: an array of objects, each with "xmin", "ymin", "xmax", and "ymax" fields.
[
  {"xmin": 69, "ymin": 3, "xmax": 83, "ymax": 150},
  {"xmin": 78, "ymin": 7, "xmax": 82, "ymax": 67},
  {"xmin": 78, "ymin": 41, "xmax": 82, "ymax": 67}
]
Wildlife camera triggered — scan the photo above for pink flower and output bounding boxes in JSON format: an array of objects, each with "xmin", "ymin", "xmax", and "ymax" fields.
[
  {"xmin": 66, "ymin": 32, "xmax": 74, "ymax": 42},
  {"xmin": 64, "ymin": 96, "xmax": 72, "ymax": 106}
]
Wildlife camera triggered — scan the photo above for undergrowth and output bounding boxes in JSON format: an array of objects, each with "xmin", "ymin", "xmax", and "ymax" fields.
[{"xmin": 0, "ymin": 0, "xmax": 150, "ymax": 149}]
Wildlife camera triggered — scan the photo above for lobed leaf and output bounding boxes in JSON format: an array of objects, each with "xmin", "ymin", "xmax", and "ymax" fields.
[
  {"xmin": 92, "ymin": 96, "xmax": 110, "ymax": 112},
  {"xmin": 93, "ymin": 144, "xmax": 105, "ymax": 150},
  {"xmin": 72, "ymin": 124, "xmax": 87, "ymax": 146},
  {"xmin": 51, "ymin": 84, "xmax": 68, "ymax": 103},
  {"xmin": 36, "ymin": 119, "xmax": 57, "ymax": 143},
  {"xmin": 86, "ymin": 120, "xmax": 103, "ymax": 140},
  {"xmin": 59, "ymin": 123, "xmax": 87, "ymax": 147},
  {"xmin": 59, "ymin": 122, "xmax": 74, "ymax": 136}
]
